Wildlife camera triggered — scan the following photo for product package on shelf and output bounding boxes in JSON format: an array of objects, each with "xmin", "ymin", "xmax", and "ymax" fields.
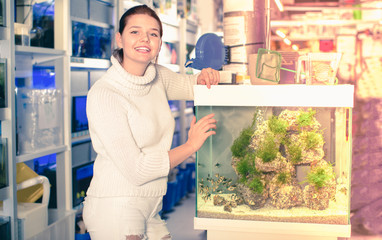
[
  {"xmin": 222, "ymin": 0, "xmax": 266, "ymax": 79},
  {"xmin": 16, "ymin": 88, "xmax": 63, "ymax": 155}
]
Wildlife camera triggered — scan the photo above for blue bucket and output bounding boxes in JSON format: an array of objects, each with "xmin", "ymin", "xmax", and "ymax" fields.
[{"xmin": 185, "ymin": 33, "xmax": 225, "ymax": 70}]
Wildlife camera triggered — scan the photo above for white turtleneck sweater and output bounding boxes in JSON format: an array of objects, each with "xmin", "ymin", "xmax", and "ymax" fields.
[{"xmin": 86, "ymin": 56, "xmax": 197, "ymax": 198}]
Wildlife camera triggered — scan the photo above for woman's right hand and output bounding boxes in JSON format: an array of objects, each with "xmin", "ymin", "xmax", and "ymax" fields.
[{"xmin": 186, "ymin": 113, "xmax": 217, "ymax": 153}]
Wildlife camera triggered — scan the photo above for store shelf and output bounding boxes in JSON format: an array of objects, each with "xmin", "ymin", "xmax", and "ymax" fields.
[
  {"xmin": 97, "ymin": 0, "xmax": 114, "ymax": 5},
  {"xmin": 70, "ymin": 57, "xmax": 111, "ymax": 69},
  {"xmin": 72, "ymin": 135, "xmax": 91, "ymax": 145},
  {"xmin": 271, "ymin": 36, "xmax": 335, "ymax": 41},
  {"xmin": 71, "ymin": 16, "xmax": 113, "ymax": 29},
  {"xmin": 16, "ymin": 145, "xmax": 67, "ymax": 163},
  {"xmin": 0, "ymin": 108, "xmax": 10, "ymax": 121},
  {"xmin": 172, "ymin": 110, "xmax": 180, "ymax": 118},
  {"xmin": 184, "ymin": 107, "xmax": 194, "ymax": 115},
  {"xmin": 271, "ymin": 19, "xmax": 381, "ymax": 27},
  {"xmin": 162, "ymin": 20, "xmax": 180, "ymax": 43},
  {"xmin": 15, "ymin": 46, "xmax": 65, "ymax": 56},
  {"xmin": 0, "ymin": 26, "xmax": 7, "ymax": 39},
  {"xmin": 160, "ymin": 63, "xmax": 180, "ymax": 73},
  {"xmin": 186, "ymin": 20, "xmax": 198, "ymax": 45},
  {"xmin": 0, "ymin": 187, "xmax": 9, "ymax": 201},
  {"xmin": 15, "ymin": 46, "xmax": 66, "ymax": 67},
  {"xmin": 283, "ymin": 5, "xmax": 382, "ymax": 12},
  {"xmin": 159, "ymin": 13, "xmax": 180, "ymax": 28}
]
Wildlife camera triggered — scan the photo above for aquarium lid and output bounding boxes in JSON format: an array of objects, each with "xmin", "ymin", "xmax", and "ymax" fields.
[{"xmin": 194, "ymin": 85, "xmax": 354, "ymax": 107}]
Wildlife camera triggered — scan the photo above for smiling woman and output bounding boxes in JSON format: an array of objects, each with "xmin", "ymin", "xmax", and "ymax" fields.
[
  {"xmin": 115, "ymin": 7, "xmax": 163, "ymax": 76},
  {"xmin": 81, "ymin": 4, "xmax": 220, "ymax": 240}
]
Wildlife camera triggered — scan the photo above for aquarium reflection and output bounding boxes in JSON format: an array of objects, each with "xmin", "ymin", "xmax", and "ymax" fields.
[{"xmin": 196, "ymin": 106, "xmax": 351, "ymax": 225}]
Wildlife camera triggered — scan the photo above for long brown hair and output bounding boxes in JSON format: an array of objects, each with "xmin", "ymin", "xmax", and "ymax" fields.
[{"xmin": 113, "ymin": 5, "xmax": 163, "ymax": 63}]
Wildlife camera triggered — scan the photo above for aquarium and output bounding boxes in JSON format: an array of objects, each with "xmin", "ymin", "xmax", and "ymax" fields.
[
  {"xmin": 31, "ymin": 1, "xmax": 55, "ymax": 48},
  {"xmin": 72, "ymin": 95, "xmax": 88, "ymax": 134},
  {"xmin": 0, "ymin": 0, "xmax": 4, "ymax": 27},
  {"xmin": 0, "ymin": 59, "xmax": 6, "ymax": 108},
  {"xmin": 194, "ymin": 85, "xmax": 354, "ymax": 239},
  {"xmin": 72, "ymin": 161, "xmax": 94, "ymax": 207},
  {"xmin": 0, "ymin": 138, "xmax": 8, "ymax": 189},
  {"xmin": 0, "ymin": 216, "xmax": 11, "ymax": 240},
  {"xmin": 72, "ymin": 21, "xmax": 113, "ymax": 59}
]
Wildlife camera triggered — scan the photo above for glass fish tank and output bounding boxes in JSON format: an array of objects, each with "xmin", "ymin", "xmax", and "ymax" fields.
[
  {"xmin": 194, "ymin": 85, "xmax": 354, "ymax": 238},
  {"xmin": 0, "ymin": 138, "xmax": 7, "ymax": 189}
]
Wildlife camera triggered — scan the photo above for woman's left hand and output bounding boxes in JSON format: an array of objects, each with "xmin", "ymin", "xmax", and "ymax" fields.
[{"xmin": 197, "ymin": 68, "xmax": 220, "ymax": 89}]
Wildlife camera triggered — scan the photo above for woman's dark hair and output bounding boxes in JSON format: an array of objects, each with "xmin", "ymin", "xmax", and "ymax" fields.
[{"xmin": 113, "ymin": 5, "xmax": 163, "ymax": 62}]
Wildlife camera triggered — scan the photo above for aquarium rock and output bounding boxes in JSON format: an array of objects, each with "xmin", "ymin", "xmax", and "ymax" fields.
[
  {"xmin": 269, "ymin": 177, "xmax": 304, "ymax": 209},
  {"xmin": 213, "ymin": 195, "xmax": 227, "ymax": 206},
  {"xmin": 255, "ymin": 154, "xmax": 295, "ymax": 175},
  {"xmin": 236, "ymin": 183, "xmax": 267, "ymax": 210}
]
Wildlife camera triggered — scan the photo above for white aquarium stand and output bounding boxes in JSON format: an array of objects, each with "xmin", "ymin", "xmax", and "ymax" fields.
[{"xmin": 194, "ymin": 217, "xmax": 351, "ymax": 240}]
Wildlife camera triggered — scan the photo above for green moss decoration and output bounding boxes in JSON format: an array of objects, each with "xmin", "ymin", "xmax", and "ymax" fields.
[
  {"xmin": 237, "ymin": 155, "xmax": 251, "ymax": 177},
  {"xmin": 306, "ymin": 167, "xmax": 334, "ymax": 190},
  {"xmin": 297, "ymin": 109, "xmax": 316, "ymax": 127},
  {"xmin": 248, "ymin": 177, "xmax": 264, "ymax": 194},
  {"xmin": 237, "ymin": 153, "xmax": 259, "ymax": 182},
  {"xmin": 257, "ymin": 134, "xmax": 278, "ymax": 163},
  {"xmin": 305, "ymin": 131, "xmax": 323, "ymax": 149},
  {"xmin": 276, "ymin": 172, "xmax": 291, "ymax": 185},
  {"xmin": 231, "ymin": 126, "xmax": 253, "ymax": 158},
  {"xmin": 288, "ymin": 143, "xmax": 302, "ymax": 164},
  {"xmin": 268, "ymin": 115, "xmax": 288, "ymax": 135},
  {"xmin": 230, "ymin": 111, "xmax": 259, "ymax": 158}
]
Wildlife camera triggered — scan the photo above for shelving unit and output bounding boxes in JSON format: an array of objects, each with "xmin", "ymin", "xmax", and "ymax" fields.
[
  {"xmin": 0, "ymin": 0, "xmax": 74, "ymax": 239},
  {"xmin": 0, "ymin": 1, "xmax": 18, "ymax": 239},
  {"xmin": 68, "ymin": 4, "xmax": 115, "ymax": 239},
  {"xmin": 270, "ymin": 6, "xmax": 382, "ymax": 48}
]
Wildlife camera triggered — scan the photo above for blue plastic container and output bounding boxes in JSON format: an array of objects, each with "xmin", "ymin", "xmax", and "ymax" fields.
[
  {"xmin": 163, "ymin": 179, "xmax": 177, "ymax": 212},
  {"xmin": 175, "ymin": 170, "xmax": 184, "ymax": 204},
  {"xmin": 75, "ymin": 232, "xmax": 90, "ymax": 240},
  {"xmin": 179, "ymin": 168, "xmax": 189, "ymax": 198},
  {"xmin": 186, "ymin": 162, "xmax": 196, "ymax": 193}
]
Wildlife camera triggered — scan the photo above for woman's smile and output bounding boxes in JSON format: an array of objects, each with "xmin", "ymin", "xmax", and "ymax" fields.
[{"xmin": 135, "ymin": 46, "xmax": 151, "ymax": 53}]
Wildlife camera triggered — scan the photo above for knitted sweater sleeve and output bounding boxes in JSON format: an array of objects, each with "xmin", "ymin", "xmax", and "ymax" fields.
[
  {"xmin": 87, "ymin": 85, "xmax": 170, "ymax": 186},
  {"xmin": 156, "ymin": 64, "xmax": 197, "ymax": 100}
]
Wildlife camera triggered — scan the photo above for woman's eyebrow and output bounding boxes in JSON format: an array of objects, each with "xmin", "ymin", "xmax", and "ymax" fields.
[{"xmin": 128, "ymin": 26, "xmax": 160, "ymax": 32}]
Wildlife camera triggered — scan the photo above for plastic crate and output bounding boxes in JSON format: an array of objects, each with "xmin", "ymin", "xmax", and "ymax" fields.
[
  {"xmin": 17, "ymin": 202, "xmax": 48, "ymax": 240},
  {"xmin": 186, "ymin": 162, "xmax": 195, "ymax": 193},
  {"xmin": 162, "ymin": 180, "xmax": 177, "ymax": 212},
  {"xmin": 179, "ymin": 168, "xmax": 189, "ymax": 198},
  {"xmin": 28, "ymin": 209, "xmax": 75, "ymax": 240},
  {"xmin": 175, "ymin": 170, "xmax": 184, "ymax": 204}
]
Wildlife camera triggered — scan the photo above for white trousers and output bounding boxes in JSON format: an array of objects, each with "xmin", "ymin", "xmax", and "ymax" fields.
[{"xmin": 83, "ymin": 196, "xmax": 171, "ymax": 240}]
